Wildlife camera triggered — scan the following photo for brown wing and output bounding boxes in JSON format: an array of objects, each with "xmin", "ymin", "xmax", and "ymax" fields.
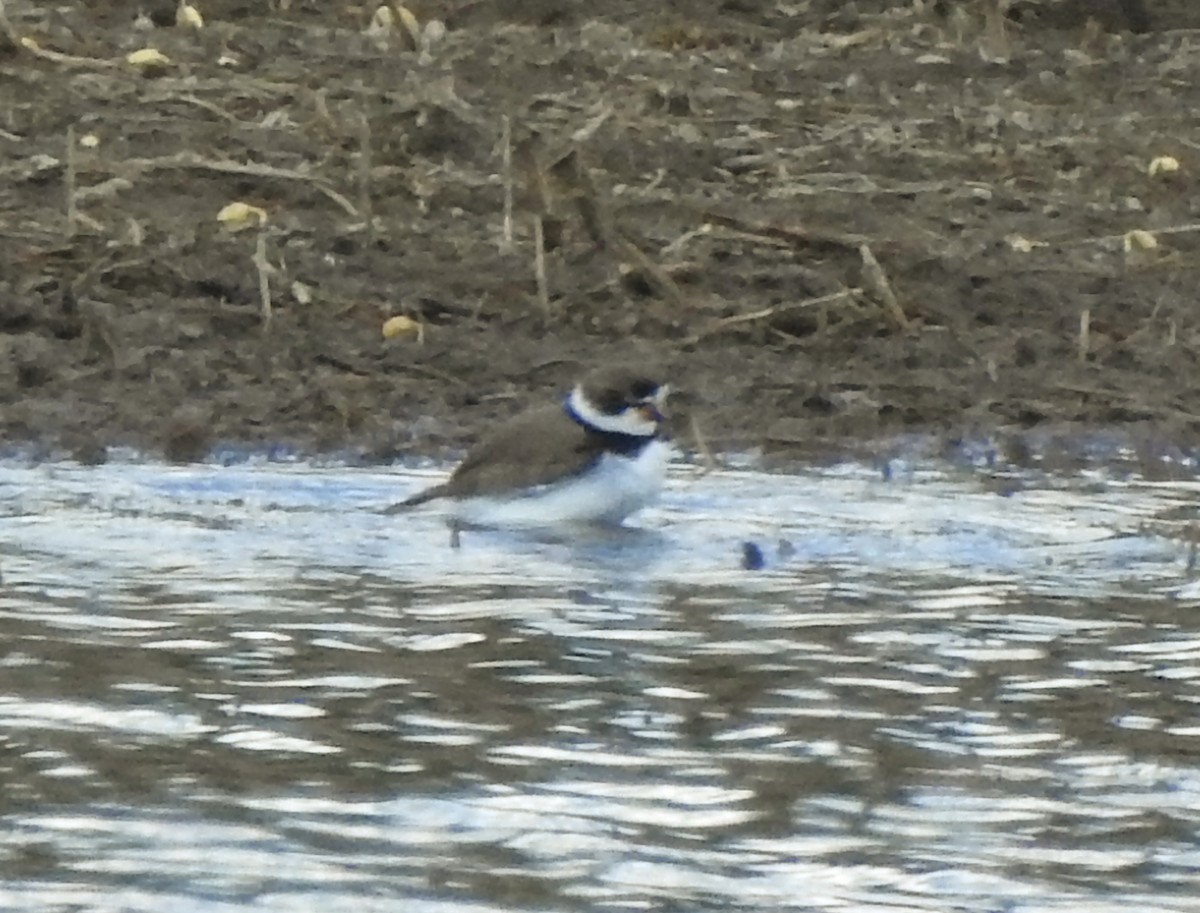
[{"xmin": 440, "ymin": 405, "xmax": 605, "ymax": 499}]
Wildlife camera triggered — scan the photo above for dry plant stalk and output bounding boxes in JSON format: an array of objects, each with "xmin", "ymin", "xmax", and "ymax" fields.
[
  {"xmin": 0, "ymin": 0, "xmax": 18, "ymax": 51},
  {"xmin": 121, "ymin": 151, "xmax": 359, "ymax": 217},
  {"xmin": 253, "ymin": 232, "xmax": 273, "ymax": 329},
  {"xmin": 358, "ymin": 113, "xmax": 373, "ymax": 239},
  {"xmin": 500, "ymin": 114, "xmax": 514, "ymax": 249},
  {"xmin": 690, "ymin": 415, "xmax": 717, "ymax": 476},
  {"xmin": 685, "ymin": 289, "xmax": 855, "ymax": 346},
  {"xmin": 532, "ymin": 215, "xmax": 549, "ymax": 314},
  {"xmin": 697, "ymin": 208, "xmax": 865, "ymax": 254},
  {"xmin": 513, "ymin": 134, "xmax": 552, "ymax": 218},
  {"xmin": 980, "ymin": 0, "xmax": 1010, "ymax": 61},
  {"xmin": 15, "ymin": 34, "xmax": 117, "ymax": 68},
  {"xmin": 547, "ymin": 149, "xmax": 608, "ymax": 247},
  {"xmin": 515, "ymin": 135, "xmax": 554, "ymax": 314},
  {"xmin": 614, "ymin": 233, "xmax": 686, "ymax": 307},
  {"xmin": 64, "ymin": 125, "xmax": 78, "ymax": 237},
  {"xmin": 859, "ymin": 244, "xmax": 909, "ymax": 331},
  {"xmin": 510, "ymin": 126, "xmax": 678, "ymax": 313},
  {"xmin": 1078, "ymin": 308, "xmax": 1090, "ymax": 362}
]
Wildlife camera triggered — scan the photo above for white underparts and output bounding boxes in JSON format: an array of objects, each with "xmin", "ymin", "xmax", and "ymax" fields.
[{"xmin": 446, "ymin": 438, "xmax": 674, "ymax": 528}]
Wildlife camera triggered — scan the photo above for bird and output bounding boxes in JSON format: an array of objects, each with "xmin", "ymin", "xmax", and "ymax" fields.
[{"xmin": 394, "ymin": 365, "xmax": 674, "ymax": 530}]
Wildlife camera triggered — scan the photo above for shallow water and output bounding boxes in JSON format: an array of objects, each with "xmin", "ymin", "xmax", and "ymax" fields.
[{"xmin": 2, "ymin": 456, "xmax": 1200, "ymax": 912}]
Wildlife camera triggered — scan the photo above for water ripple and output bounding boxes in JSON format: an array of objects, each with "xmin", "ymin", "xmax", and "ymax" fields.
[{"xmin": 2, "ymin": 458, "xmax": 1199, "ymax": 911}]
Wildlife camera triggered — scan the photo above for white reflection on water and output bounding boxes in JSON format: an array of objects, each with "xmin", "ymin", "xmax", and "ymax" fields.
[{"xmin": 1, "ymin": 457, "xmax": 1199, "ymax": 913}]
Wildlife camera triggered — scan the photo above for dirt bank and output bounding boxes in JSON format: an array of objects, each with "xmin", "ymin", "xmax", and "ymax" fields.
[{"xmin": 2, "ymin": 0, "xmax": 1199, "ymax": 467}]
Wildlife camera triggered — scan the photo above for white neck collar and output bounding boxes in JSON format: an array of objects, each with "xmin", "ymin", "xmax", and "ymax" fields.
[{"xmin": 566, "ymin": 385, "xmax": 660, "ymax": 437}]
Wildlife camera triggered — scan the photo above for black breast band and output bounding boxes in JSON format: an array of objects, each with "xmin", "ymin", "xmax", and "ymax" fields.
[{"xmin": 563, "ymin": 398, "xmax": 657, "ymax": 457}]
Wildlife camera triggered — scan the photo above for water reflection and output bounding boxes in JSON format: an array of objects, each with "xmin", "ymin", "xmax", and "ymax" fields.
[{"xmin": 0, "ymin": 458, "xmax": 1198, "ymax": 912}]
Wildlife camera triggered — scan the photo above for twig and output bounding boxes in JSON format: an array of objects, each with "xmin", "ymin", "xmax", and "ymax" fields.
[
  {"xmin": 253, "ymin": 232, "xmax": 273, "ymax": 329},
  {"xmin": 311, "ymin": 88, "xmax": 336, "ymax": 131},
  {"xmin": 381, "ymin": 361, "xmax": 470, "ymax": 388},
  {"xmin": 1066, "ymin": 221, "xmax": 1200, "ymax": 247},
  {"xmin": 660, "ymin": 224, "xmax": 711, "ymax": 258},
  {"xmin": 859, "ymin": 244, "xmax": 909, "ymax": 331},
  {"xmin": 144, "ymin": 92, "xmax": 241, "ymax": 123},
  {"xmin": 1078, "ymin": 308, "xmax": 1090, "ymax": 363},
  {"xmin": 64, "ymin": 125, "xmax": 77, "ymax": 238},
  {"xmin": 74, "ymin": 176, "xmax": 134, "ymax": 204},
  {"xmin": 570, "ymin": 105, "xmax": 613, "ymax": 145},
  {"xmin": 533, "ymin": 215, "xmax": 550, "ymax": 314},
  {"xmin": 690, "ymin": 415, "xmax": 717, "ymax": 476},
  {"xmin": 694, "ymin": 207, "xmax": 865, "ymax": 253},
  {"xmin": 548, "ymin": 149, "xmax": 609, "ymax": 247},
  {"xmin": 685, "ymin": 289, "xmax": 855, "ymax": 345},
  {"xmin": 358, "ymin": 113, "xmax": 373, "ymax": 239},
  {"xmin": 0, "ymin": 0, "xmax": 19, "ymax": 51},
  {"xmin": 122, "ymin": 151, "xmax": 359, "ymax": 217},
  {"xmin": 614, "ymin": 233, "xmax": 687, "ymax": 307},
  {"xmin": 1055, "ymin": 382, "xmax": 1200, "ymax": 424},
  {"xmin": 500, "ymin": 114, "xmax": 513, "ymax": 250},
  {"xmin": 15, "ymin": 37, "xmax": 117, "ymax": 69},
  {"xmin": 513, "ymin": 133, "xmax": 551, "ymax": 217}
]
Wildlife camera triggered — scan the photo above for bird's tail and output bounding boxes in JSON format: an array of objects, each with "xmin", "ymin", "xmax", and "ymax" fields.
[{"xmin": 384, "ymin": 484, "xmax": 447, "ymax": 514}]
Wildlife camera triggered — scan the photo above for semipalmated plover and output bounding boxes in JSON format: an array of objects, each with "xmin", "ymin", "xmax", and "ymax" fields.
[{"xmin": 395, "ymin": 365, "xmax": 673, "ymax": 528}]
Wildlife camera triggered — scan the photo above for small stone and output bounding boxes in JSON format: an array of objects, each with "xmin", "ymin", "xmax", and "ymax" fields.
[
  {"xmin": 162, "ymin": 408, "xmax": 214, "ymax": 463},
  {"xmin": 741, "ymin": 541, "xmax": 765, "ymax": 571}
]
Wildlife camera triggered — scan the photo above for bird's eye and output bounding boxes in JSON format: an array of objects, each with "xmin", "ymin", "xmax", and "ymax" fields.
[{"xmin": 630, "ymin": 380, "xmax": 659, "ymax": 401}]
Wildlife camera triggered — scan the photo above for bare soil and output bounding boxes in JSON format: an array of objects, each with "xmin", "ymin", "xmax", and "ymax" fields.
[{"xmin": 3, "ymin": 0, "xmax": 1200, "ymax": 467}]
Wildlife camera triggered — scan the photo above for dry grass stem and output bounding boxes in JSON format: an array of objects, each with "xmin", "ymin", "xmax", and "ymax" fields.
[
  {"xmin": 1072, "ymin": 222, "xmax": 1200, "ymax": 247},
  {"xmin": 570, "ymin": 105, "xmax": 613, "ymax": 145},
  {"xmin": 123, "ymin": 151, "xmax": 359, "ymax": 217},
  {"xmin": 689, "ymin": 415, "xmax": 717, "ymax": 476},
  {"xmin": 358, "ymin": 114, "xmax": 373, "ymax": 238},
  {"xmin": 144, "ymin": 92, "xmax": 239, "ymax": 123},
  {"xmin": 0, "ymin": 0, "xmax": 19, "ymax": 51},
  {"xmin": 615, "ymin": 234, "xmax": 687, "ymax": 307},
  {"xmin": 501, "ymin": 115, "xmax": 514, "ymax": 249},
  {"xmin": 696, "ymin": 209, "xmax": 865, "ymax": 253},
  {"xmin": 253, "ymin": 232, "xmax": 273, "ymax": 329},
  {"xmin": 549, "ymin": 149, "xmax": 609, "ymax": 247},
  {"xmin": 660, "ymin": 225, "xmax": 711, "ymax": 258},
  {"xmin": 859, "ymin": 244, "xmax": 909, "ymax": 331},
  {"xmin": 514, "ymin": 135, "xmax": 551, "ymax": 217},
  {"xmin": 533, "ymin": 215, "xmax": 550, "ymax": 314},
  {"xmin": 1078, "ymin": 308, "xmax": 1090, "ymax": 362},
  {"xmin": 64, "ymin": 126, "xmax": 78, "ymax": 238},
  {"xmin": 685, "ymin": 289, "xmax": 855, "ymax": 345},
  {"xmin": 24, "ymin": 44, "xmax": 116, "ymax": 69},
  {"xmin": 979, "ymin": 0, "xmax": 1010, "ymax": 62},
  {"xmin": 1056, "ymin": 382, "xmax": 1200, "ymax": 425}
]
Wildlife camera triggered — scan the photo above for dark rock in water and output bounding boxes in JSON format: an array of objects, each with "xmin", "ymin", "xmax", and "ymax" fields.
[
  {"xmin": 67, "ymin": 433, "xmax": 108, "ymax": 466},
  {"xmin": 162, "ymin": 409, "xmax": 214, "ymax": 464},
  {"xmin": 742, "ymin": 541, "xmax": 765, "ymax": 571},
  {"xmin": 777, "ymin": 539, "xmax": 795, "ymax": 560}
]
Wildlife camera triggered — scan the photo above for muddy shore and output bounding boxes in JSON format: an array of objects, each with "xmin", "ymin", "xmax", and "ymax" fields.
[{"xmin": 2, "ymin": 1, "xmax": 1200, "ymax": 468}]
